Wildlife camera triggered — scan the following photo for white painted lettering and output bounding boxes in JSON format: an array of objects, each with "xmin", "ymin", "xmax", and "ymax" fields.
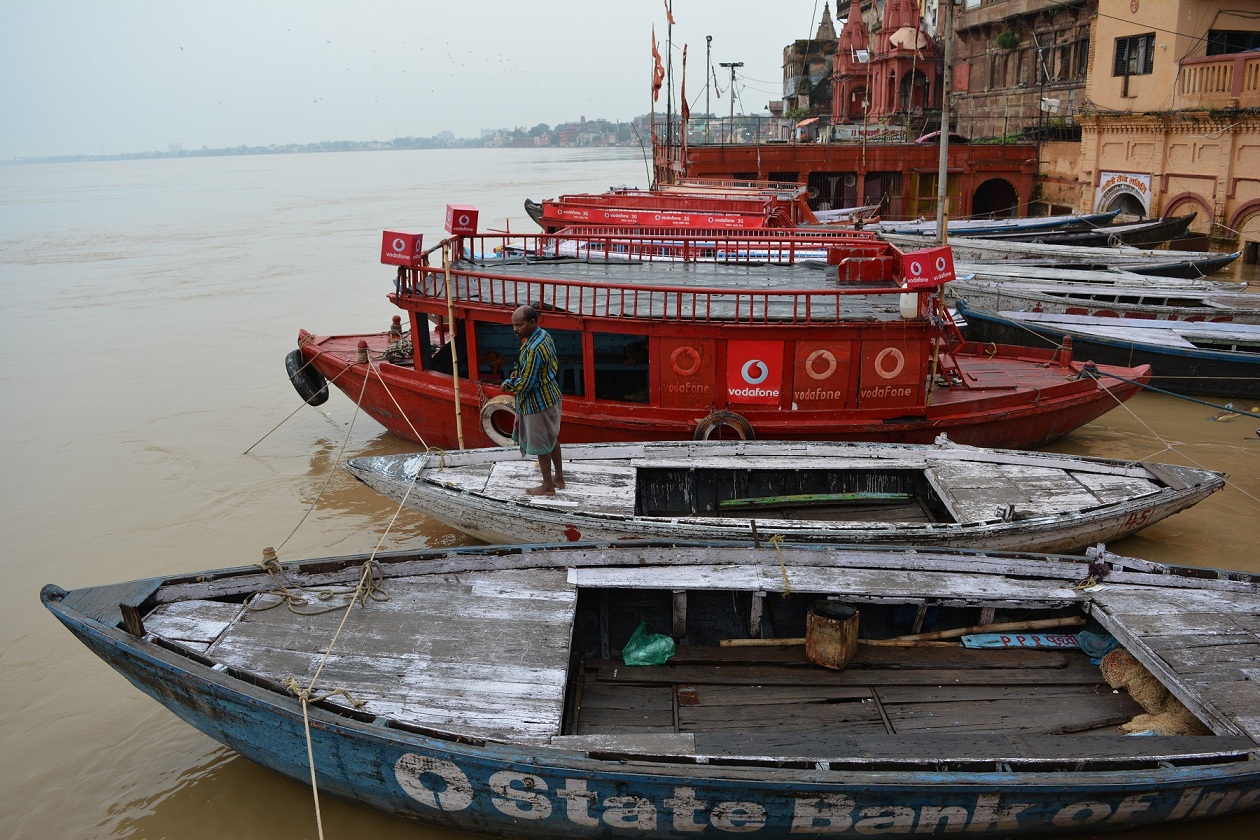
[
  {"xmin": 1108, "ymin": 793, "xmax": 1155, "ymax": 823},
  {"xmin": 394, "ymin": 754, "xmax": 473, "ymax": 811},
  {"xmin": 602, "ymin": 795, "xmax": 657, "ymax": 830},
  {"xmin": 1166, "ymin": 787, "xmax": 1202, "ymax": 821},
  {"xmin": 556, "ymin": 778, "xmax": 600, "ymax": 828},
  {"xmin": 914, "ymin": 805, "xmax": 969, "ymax": 832},
  {"xmin": 1192, "ymin": 790, "xmax": 1242, "ymax": 818},
  {"xmin": 855, "ymin": 806, "xmax": 915, "ymax": 833},
  {"xmin": 1051, "ymin": 801, "xmax": 1111, "ymax": 826},
  {"xmin": 967, "ymin": 794, "xmax": 1031, "ymax": 832},
  {"xmin": 489, "ymin": 771, "xmax": 552, "ymax": 820},
  {"xmin": 711, "ymin": 801, "xmax": 767, "ymax": 832},
  {"xmin": 791, "ymin": 795, "xmax": 855, "ymax": 833},
  {"xmin": 664, "ymin": 787, "xmax": 708, "ymax": 833}
]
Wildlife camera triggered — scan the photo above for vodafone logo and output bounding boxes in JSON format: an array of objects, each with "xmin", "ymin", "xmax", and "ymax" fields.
[
  {"xmin": 805, "ymin": 349, "xmax": 837, "ymax": 380},
  {"xmin": 741, "ymin": 359, "xmax": 769, "ymax": 385},
  {"xmin": 936, "ymin": 255, "xmax": 948, "ymax": 272},
  {"xmin": 874, "ymin": 347, "xmax": 906, "ymax": 379},
  {"xmin": 457, "ymin": 213, "xmax": 471, "ymax": 227},
  {"xmin": 908, "ymin": 260, "xmax": 924, "ymax": 277},
  {"xmin": 392, "ymin": 237, "xmax": 406, "ymax": 252}
]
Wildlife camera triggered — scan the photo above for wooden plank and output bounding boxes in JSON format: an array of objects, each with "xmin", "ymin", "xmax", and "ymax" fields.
[
  {"xmin": 203, "ymin": 569, "xmax": 577, "ymax": 740},
  {"xmin": 550, "ymin": 733, "xmax": 697, "ymax": 754},
  {"xmin": 143, "ymin": 599, "xmax": 244, "ymax": 646},
  {"xmin": 925, "ymin": 462, "xmax": 1104, "ymax": 523},
  {"xmin": 483, "ymin": 461, "xmax": 636, "ymax": 513}
]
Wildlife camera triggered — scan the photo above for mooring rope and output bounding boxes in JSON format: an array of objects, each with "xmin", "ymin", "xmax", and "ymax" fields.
[
  {"xmin": 768, "ymin": 533, "xmax": 792, "ymax": 595},
  {"xmin": 245, "ymin": 350, "xmax": 354, "ymax": 455}
]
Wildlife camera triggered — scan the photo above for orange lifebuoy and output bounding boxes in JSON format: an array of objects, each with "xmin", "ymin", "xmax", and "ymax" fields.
[
  {"xmin": 693, "ymin": 410, "xmax": 755, "ymax": 441},
  {"xmin": 670, "ymin": 345, "xmax": 702, "ymax": 377}
]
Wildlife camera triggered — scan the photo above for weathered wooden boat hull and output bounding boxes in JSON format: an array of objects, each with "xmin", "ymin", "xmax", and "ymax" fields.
[
  {"xmin": 344, "ymin": 441, "xmax": 1224, "ymax": 552},
  {"xmin": 299, "ymin": 332, "xmax": 1149, "ymax": 451},
  {"xmin": 959, "ymin": 305, "xmax": 1260, "ymax": 399},
  {"xmin": 871, "ymin": 210, "xmax": 1120, "ymax": 237},
  {"xmin": 948, "ymin": 281, "xmax": 1260, "ymax": 325},
  {"xmin": 42, "ymin": 543, "xmax": 1260, "ymax": 838},
  {"xmin": 974, "ymin": 213, "xmax": 1197, "ymax": 249}
]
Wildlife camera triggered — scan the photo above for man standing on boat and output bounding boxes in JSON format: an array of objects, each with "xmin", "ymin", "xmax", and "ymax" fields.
[{"xmin": 502, "ymin": 305, "xmax": 565, "ymax": 495}]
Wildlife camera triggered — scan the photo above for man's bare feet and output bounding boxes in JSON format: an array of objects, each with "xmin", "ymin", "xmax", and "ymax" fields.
[
  {"xmin": 526, "ymin": 485, "xmax": 556, "ymax": 496},
  {"xmin": 554, "ymin": 479, "xmax": 566, "ymax": 490}
]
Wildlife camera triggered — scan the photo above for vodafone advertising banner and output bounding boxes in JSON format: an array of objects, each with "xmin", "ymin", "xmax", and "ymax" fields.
[
  {"xmin": 380, "ymin": 231, "xmax": 424, "ymax": 268},
  {"xmin": 901, "ymin": 246, "xmax": 956, "ymax": 289},
  {"xmin": 726, "ymin": 340, "xmax": 784, "ymax": 405}
]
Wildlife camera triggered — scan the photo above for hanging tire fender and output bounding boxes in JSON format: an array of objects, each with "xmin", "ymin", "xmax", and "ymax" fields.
[
  {"xmin": 693, "ymin": 410, "xmax": 755, "ymax": 441},
  {"xmin": 285, "ymin": 349, "xmax": 328, "ymax": 406},
  {"xmin": 480, "ymin": 395, "xmax": 517, "ymax": 446}
]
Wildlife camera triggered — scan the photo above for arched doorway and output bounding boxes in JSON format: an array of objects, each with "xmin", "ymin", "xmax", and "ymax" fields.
[
  {"xmin": 1102, "ymin": 192, "xmax": 1147, "ymax": 219},
  {"xmin": 972, "ymin": 178, "xmax": 1018, "ymax": 219}
]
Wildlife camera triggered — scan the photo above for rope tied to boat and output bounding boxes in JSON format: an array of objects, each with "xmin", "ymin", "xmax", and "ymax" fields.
[
  {"xmin": 281, "ymin": 676, "xmax": 367, "ymax": 711},
  {"xmin": 248, "ymin": 550, "xmax": 390, "ymax": 615},
  {"xmin": 768, "ymin": 533, "xmax": 792, "ymax": 595}
]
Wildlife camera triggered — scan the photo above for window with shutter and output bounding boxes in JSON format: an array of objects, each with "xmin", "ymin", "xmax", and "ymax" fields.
[{"xmin": 1113, "ymin": 33, "xmax": 1155, "ymax": 77}]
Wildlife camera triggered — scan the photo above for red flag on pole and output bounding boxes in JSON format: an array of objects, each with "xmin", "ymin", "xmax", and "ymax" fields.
[
  {"xmin": 680, "ymin": 44, "xmax": 690, "ymax": 121},
  {"xmin": 651, "ymin": 26, "xmax": 665, "ymax": 101}
]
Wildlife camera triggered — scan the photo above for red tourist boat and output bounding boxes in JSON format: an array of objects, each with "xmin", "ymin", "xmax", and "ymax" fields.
[
  {"xmin": 524, "ymin": 179, "xmax": 854, "ymax": 233},
  {"xmin": 289, "ymin": 223, "xmax": 1150, "ymax": 451}
]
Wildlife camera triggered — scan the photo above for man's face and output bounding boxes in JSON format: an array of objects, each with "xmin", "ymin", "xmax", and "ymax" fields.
[{"xmin": 511, "ymin": 311, "xmax": 536, "ymax": 339}]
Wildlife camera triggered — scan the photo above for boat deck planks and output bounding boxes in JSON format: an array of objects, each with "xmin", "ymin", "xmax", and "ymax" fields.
[
  {"xmin": 924, "ymin": 461, "xmax": 1153, "ymax": 523},
  {"xmin": 146, "ymin": 569, "xmax": 578, "ymax": 742},
  {"xmin": 1090, "ymin": 587, "xmax": 1260, "ymax": 741},
  {"xmin": 574, "ymin": 645, "xmax": 1144, "ymax": 744}
]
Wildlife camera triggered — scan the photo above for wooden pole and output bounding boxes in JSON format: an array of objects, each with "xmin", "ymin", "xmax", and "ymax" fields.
[{"xmin": 442, "ymin": 241, "xmax": 465, "ymax": 450}]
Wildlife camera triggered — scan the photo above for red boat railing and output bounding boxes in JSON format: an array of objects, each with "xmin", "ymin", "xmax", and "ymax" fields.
[{"xmin": 398, "ymin": 232, "xmax": 921, "ymax": 326}]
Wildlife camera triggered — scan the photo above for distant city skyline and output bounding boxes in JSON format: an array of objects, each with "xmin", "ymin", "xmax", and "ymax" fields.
[{"xmin": 0, "ymin": 0, "xmax": 828, "ymax": 161}]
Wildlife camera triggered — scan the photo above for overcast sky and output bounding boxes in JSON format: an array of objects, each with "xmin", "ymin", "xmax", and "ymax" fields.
[{"xmin": 1, "ymin": 0, "xmax": 832, "ymax": 160}]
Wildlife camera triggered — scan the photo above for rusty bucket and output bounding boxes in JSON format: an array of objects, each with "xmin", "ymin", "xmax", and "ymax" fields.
[{"xmin": 805, "ymin": 600, "xmax": 859, "ymax": 670}]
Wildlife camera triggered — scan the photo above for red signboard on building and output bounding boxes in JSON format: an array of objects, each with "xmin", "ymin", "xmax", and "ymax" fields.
[
  {"xmin": 726, "ymin": 340, "xmax": 784, "ymax": 405},
  {"xmin": 445, "ymin": 204, "xmax": 479, "ymax": 236},
  {"xmin": 901, "ymin": 246, "xmax": 956, "ymax": 289},
  {"xmin": 380, "ymin": 231, "xmax": 424, "ymax": 267}
]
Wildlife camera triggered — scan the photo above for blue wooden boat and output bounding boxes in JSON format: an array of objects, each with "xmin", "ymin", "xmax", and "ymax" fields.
[
  {"xmin": 957, "ymin": 303, "xmax": 1260, "ymax": 399},
  {"xmin": 869, "ymin": 209, "xmax": 1121, "ymax": 237},
  {"xmin": 43, "ymin": 542, "xmax": 1260, "ymax": 838}
]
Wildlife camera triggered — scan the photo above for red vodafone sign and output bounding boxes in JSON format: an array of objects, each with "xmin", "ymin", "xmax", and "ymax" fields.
[
  {"xmin": 901, "ymin": 246, "xmax": 955, "ymax": 289},
  {"xmin": 445, "ymin": 204, "xmax": 479, "ymax": 236},
  {"xmin": 380, "ymin": 231, "xmax": 424, "ymax": 267},
  {"xmin": 727, "ymin": 340, "xmax": 784, "ymax": 405}
]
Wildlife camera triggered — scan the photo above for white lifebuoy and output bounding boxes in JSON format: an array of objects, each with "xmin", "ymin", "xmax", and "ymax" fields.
[
  {"xmin": 479, "ymin": 395, "xmax": 517, "ymax": 446},
  {"xmin": 670, "ymin": 345, "xmax": 702, "ymax": 377},
  {"xmin": 693, "ymin": 410, "xmax": 755, "ymax": 441}
]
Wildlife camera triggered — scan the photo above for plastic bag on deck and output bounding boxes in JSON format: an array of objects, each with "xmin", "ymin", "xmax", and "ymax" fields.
[{"xmin": 622, "ymin": 621, "xmax": 675, "ymax": 666}]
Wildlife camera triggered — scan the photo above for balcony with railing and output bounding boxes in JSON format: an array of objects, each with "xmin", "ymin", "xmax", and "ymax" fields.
[{"xmin": 1178, "ymin": 52, "xmax": 1260, "ymax": 110}]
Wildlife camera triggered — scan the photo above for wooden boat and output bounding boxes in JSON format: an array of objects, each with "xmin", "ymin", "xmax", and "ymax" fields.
[
  {"xmin": 957, "ymin": 303, "xmax": 1260, "ymax": 399},
  {"xmin": 886, "ymin": 234, "xmax": 1242, "ymax": 279},
  {"xmin": 955, "ymin": 262, "xmax": 1245, "ymax": 293},
  {"xmin": 868, "ymin": 210, "xmax": 1120, "ymax": 237},
  {"xmin": 290, "ymin": 228, "xmax": 1152, "ymax": 451},
  {"xmin": 343, "ymin": 439, "xmax": 1225, "ymax": 552},
  {"xmin": 975, "ymin": 213, "xmax": 1197, "ymax": 249},
  {"xmin": 43, "ymin": 541, "xmax": 1260, "ymax": 837},
  {"xmin": 947, "ymin": 277, "xmax": 1260, "ymax": 325},
  {"xmin": 526, "ymin": 180, "xmax": 821, "ymax": 234}
]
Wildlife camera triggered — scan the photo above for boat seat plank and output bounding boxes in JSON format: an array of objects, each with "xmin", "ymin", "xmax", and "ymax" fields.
[
  {"xmin": 570, "ymin": 564, "xmax": 1082, "ymax": 604},
  {"xmin": 200, "ymin": 569, "xmax": 577, "ymax": 740},
  {"xmin": 482, "ymin": 461, "xmax": 636, "ymax": 513},
  {"xmin": 925, "ymin": 463, "xmax": 1109, "ymax": 523},
  {"xmin": 1071, "ymin": 472, "xmax": 1160, "ymax": 503},
  {"xmin": 632, "ymin": 456, "xmax": 928, "ymax": 472},
  {"xmin": 60, "ymin": 578, "xmax": 163, "ymax": 629},
  {"xmin": 143, "ymin": 599, "xmax": 245, "ymax": 649}
]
